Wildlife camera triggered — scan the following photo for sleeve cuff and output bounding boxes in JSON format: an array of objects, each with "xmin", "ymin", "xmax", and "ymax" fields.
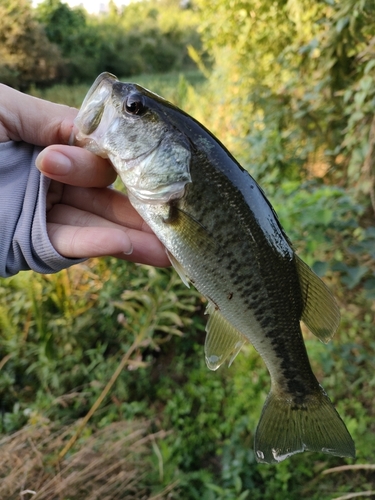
[
  {"xmin": 0, "ymin": 141, "xmax": 85, "ymax": 277},
  {"xmin": 31, "ymin": 172, "xmax": 87, "ymax": 274}
]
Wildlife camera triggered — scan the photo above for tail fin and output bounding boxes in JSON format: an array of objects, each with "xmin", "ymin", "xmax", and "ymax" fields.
[{"xmin": 254, "ymin": 388, "xmax": 355, "ymax": 464}]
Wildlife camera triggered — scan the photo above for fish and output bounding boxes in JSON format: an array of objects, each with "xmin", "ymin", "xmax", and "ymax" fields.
[{"xmin": 72, "ymin": 72, "xmax": 355, "ymax": 464}]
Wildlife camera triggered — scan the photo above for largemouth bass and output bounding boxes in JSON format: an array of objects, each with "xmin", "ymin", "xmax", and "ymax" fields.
[{"xmin": 73, "ymin": 72, "xmax": 355, "ymax": 464}]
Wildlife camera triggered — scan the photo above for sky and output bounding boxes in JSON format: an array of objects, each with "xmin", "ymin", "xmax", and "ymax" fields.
[{"xmin": 32, "ymin": 0, "xmax": 130, "ymax": 14}]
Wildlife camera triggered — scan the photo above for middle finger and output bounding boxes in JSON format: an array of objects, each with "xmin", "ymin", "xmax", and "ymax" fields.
[{"xmin": 59, "ymin": 186, "xmax": 151, "ymax": 232}]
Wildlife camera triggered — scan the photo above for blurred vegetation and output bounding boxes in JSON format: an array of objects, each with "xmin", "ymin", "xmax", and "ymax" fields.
[
  {"xmin": 0, "ymin": 0, "xmax": 203, "ymax": 88},
  {"xmin": 0, "ymin": 0, "xmax": 63, "ymax": 89},
  {"xmin": 194, "ymin": 0, "xmax": 375, "ymax": 198},
  {"xmin": 1, "ymin": 0, "xmax": 375, "ymax": 498}
]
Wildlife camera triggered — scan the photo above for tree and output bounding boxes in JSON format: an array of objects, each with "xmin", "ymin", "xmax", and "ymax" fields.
[
  {"xmin": 35, "ymin": 0, "xmax": 101, "ymax": 83},
  {"xmin": 0, "ymin": 0, "xmax": 62, "ymax": 89}
]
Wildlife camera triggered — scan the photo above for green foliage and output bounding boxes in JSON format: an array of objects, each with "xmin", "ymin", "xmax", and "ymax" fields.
[
  {"xmin": 91, "ymin": 0, "xmax": 201, "ymax": 76},
  {"xmin": 35, "ymin": 0, "xmax": 99, "ymax": 83},
  {"xmin": 28, "ymin": 69, "xmax": 207, "ymax": 113},
  {"xmin": 182, "ymin": 25, "xmax": 375, "ymax": 500},
  {"xmin": 2, "ymin": 0, "xmax": 375, "ymax": 495},
  {"xmin": 0, "ymin": 0, "xmax": 63, "ymax": 89},
  {"xmin": 27, "ymin": 81, "xmax": 94, "ymax": 107},
  {"xmin": 0, "ymin": 259, "xmax": 200, "ymax": 430},
  {"xmin": 270, "ymin": 181, "xmax": 375, "ymax": 303},
  {"xmin": 33, "ymin": 0, "xmax": 202, "ymax": 85},
  {"xmin": 0, "ymin": 0, "xmax": 202, "ymax": 88},
  {"xmin": 2, "ymin": 206, "xmax": 374, "ymax": 498},
  {"xmin": 194, "ymin": 0, "xmax": 375, "ymax": 191}
]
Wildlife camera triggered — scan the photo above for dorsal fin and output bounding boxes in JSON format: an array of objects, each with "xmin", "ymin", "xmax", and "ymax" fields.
[
  {"xmin": 204, "ymin": 302, "xmax": 247, "ymax": 370},
  {"xmin": 296, "ymin": 255, "xmax": 340, "ymax": 343}
]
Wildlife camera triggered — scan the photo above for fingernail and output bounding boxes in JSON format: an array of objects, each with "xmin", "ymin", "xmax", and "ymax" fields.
[
  {"xmin": 123, "ymin": 243, "xmax": 133, "ymax": 255},
  {"xmin": 36, "ymin": 150, "xmax": 72, "ymax": 175}
]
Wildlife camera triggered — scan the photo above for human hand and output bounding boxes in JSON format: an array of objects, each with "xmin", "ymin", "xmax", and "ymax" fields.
[{"xmin": 0, "ymin": 84, "xmax": 169, "ymax": 267}]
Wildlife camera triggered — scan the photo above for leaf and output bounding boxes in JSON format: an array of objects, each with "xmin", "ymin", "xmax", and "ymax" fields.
[
  {"xmin": 359, "ymin": 75, "xmax": 374, "ymax": 92},
  {"xmin": 239, "ymin": 491, "xmax": 250, "ymax": 500},
  {"xmin": 312, "ymin": 260, "xmax": 330, "ymax": 277},
  {"xmin": 234, "ymin": 474, "xmax": 242, "ymax": 493},
  {"xmin": 364, "ymin": 59, "xmax": 375, "ymax": 74},
  {"xmin": 336, "ymin": 16, "xmax": 349, "ymax": 33},
  {"xmin": 206, "ymin": 483, "xmax": 225, "ymax": 494},
  {"xmin": 341, "ymin": 266, "xmax": 368, "ymax": 289},
  {"xmin": 363, "ymin": 277, "xmax": 375, "ymax": 300},
  {"xmin": 349, "ymin": 110, "xmax": 365, "ymax": 123},
  {"xmin": 354, "ymin": 91, "xmax": 368, "ymax": 107}
]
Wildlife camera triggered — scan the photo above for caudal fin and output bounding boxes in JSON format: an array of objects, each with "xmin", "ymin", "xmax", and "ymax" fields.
[{"xmin": 254, "ymin": 388, "xmax": 355, "ymax": 464}]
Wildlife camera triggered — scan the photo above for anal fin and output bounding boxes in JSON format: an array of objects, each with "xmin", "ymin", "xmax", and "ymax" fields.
[{"xmin": 204, "ymin": 302, "xmax": 247, "ymax": 371}]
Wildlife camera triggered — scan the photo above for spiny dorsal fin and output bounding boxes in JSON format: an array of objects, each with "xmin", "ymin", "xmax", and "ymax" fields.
[
  {"xmin": 296, "ymin": 255, "xmax": 340, "ymax": 344},
  {"xmin": 205, "ymin": 302, "xmax": 247, "ymax": 371}
]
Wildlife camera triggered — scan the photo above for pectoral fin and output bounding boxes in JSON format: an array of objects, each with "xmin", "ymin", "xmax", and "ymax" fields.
[
  {"xmin": 296, "ymin": 255, "xmax": 340, "ymax": 343},
  {"xmin": 166, "ymin": 249, "xmax": 190, "ymax": 288},
  {"xmin": 164, "ymin": 205, "xmax": 218, "ymax": 253},
  {"xmin": 205, "ymin": 302, "xmax": 247, "ymax": 371}
]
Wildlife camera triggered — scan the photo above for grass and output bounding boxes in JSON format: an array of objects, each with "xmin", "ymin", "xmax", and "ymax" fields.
[
  {"xmin": 0, "ymin": 418, "xmax": 173, "ymax": 499},
  {"xmin": 28, "ymin": 70, "xmax": 207, "ymax": 109}
]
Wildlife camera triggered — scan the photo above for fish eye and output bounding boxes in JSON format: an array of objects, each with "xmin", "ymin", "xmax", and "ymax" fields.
[{"xmin": 124, "ymin": 94, "xmax": 146, "ymax": 116}]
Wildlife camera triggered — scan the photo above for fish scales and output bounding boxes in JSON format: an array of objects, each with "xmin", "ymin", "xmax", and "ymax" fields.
[
  {"xmin": 135, "ymin": 138, "xmax": 319, "ymax": 401},
  {"xmin": 73, "ymin": 72, "xmax": 355, "ymax": 464}
]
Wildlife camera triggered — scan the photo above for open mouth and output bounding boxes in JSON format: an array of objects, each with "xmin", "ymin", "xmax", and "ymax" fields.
[
  {"xmin": 80, "ymin": 72, "xmax": 118, "ymax": 115},
  {"xmin": 71, "ymin": 73, "xmax": 119, "ymax": 144}
]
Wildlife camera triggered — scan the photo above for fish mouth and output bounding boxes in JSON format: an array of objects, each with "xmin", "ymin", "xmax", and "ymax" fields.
[
  {"xmin": 71, "ymin": 72, "xmax": 119, "ymax": 146},
  {"xmin": 80, "ymin": 72, "xmax": 118, "ymax": 122}
]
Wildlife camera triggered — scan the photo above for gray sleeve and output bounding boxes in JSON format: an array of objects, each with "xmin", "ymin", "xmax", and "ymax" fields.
[{"xmin": 0, "ymin": 140, "xmax": 85, "ymax": 277}]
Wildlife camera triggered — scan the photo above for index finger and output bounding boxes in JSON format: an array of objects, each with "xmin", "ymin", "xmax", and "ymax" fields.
[{"xmin": 0, "ymin": 84, "xmax": 77, "ymax": 145}]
